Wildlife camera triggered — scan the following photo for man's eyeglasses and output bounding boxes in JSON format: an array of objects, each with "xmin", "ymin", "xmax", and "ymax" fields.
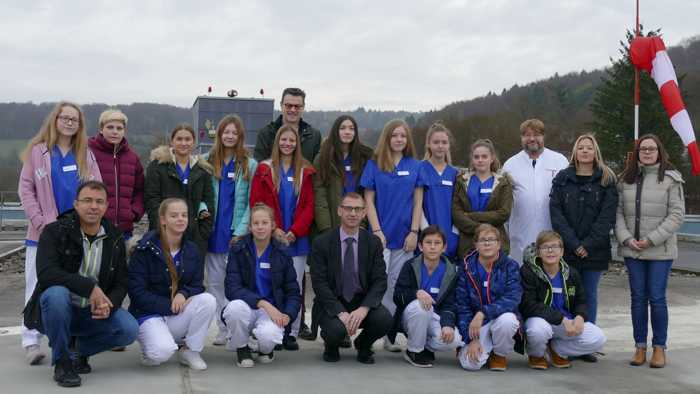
[
  {"xmin": 77, "ymin": 198, "xmax": 106, "ymax": 206},
  {"xmin": 538, "ymin": 245, "xmax": 562, "ymax": 253},
  {"xmin": 340, "ymin": 205, "xmax": 364, "ymax": 213},
  {"xmin": 283, "ymin": 103, "xmax": 304, "ymax": 111},
  {"xmin": 477, "ymin": 238, "xmax": 498, "ymax": 245}
]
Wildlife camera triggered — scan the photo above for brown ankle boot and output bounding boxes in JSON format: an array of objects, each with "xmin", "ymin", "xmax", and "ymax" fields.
[
  {"xmin": 630, "ymin": 347, "xmax": 647, "ymax": 366},
  {"xmin": 649, "ymin": 347, "xmax": 665, "ymax": 368}
]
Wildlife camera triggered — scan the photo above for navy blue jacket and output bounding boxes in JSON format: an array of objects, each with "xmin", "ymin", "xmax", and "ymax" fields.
[
  {"xmin": 456, "ymin": 250, "xmax": 522, "ymax": 342},
  {"xmin": 225, "ymin": 234, "xmax": 301, "ymax": 321},
  {"xmin": 128, "ymin": 230, "xmax": 205, "ymax": 320}
]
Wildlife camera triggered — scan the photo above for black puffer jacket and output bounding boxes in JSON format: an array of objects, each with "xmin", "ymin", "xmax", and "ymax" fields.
[{"xmin": 549, "ymin": 166, "xmax": 618, "ymax": 272}]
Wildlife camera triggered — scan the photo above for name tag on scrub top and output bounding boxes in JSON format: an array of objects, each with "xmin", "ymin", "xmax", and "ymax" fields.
[
  {"xmin": 182, "ymin": 179, "xmax": 188, "ymax": 185},
  {"xmin": 62, "ymin": 164, "xmax": 77, "ymax": 172},
  {"xmin": 260, "ymin": 262, "xmax": 271, "ymax": 269},
  {"xmin": 480, "ymin": 188, "xmax": 493, "ymax": 193},
  {"xmin": 552, "ymin": 287, "xmax": 563, "ymax": 294},
  {"xmin": 397, "ymin": 171, "xmax": 410, "ymax": 176},
  {"xmin": 441, "ymin": 180, "xmax": 453, "ymax": 186},
  {"xmin": 227, "ymin": 172, "xmax": 235, "ymax": 179},
  {"xmin": 483, "ymin": 281, "xmax": 489, "ymax": 287},
  {"xmin": 287, "ymin": 176, "xmax": 294, "ymax": 182},
  {"xmin": 430, "ymin": 287, "xmax": 440, "ymax": 294},
  {"xmin": 345, "ymin": 165, "xmax": 351, "ymax": 171}
]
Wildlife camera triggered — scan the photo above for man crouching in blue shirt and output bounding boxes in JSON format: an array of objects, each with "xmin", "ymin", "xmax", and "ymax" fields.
[{"xmin": 23, "ymin": 181, "xmax": 138, "ymax": 387}]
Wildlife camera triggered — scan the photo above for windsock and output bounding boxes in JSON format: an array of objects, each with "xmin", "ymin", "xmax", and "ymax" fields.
[{"xmin": 630, "ymin": 36, "xmax": 700, "ymax": 175}]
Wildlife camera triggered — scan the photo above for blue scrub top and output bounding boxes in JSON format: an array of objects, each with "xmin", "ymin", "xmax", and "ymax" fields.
[
  {"xmin": 420, "ymin": 259, "xmax": 446, "ymax": 301},
  {"xmin": 342, "ymin": 155, "xmax": 357, "ymax": 195},
  {"xmin": 466, "ymin": 175, "xmax": 494, "ymax": 213},
  {"xmin": 475, "ymin": 262, "xmax": 491, "ymax": 306},
  {"xmin": 176, "ymin": 162, "xmax": 190, "ymax": 185},
  {"xmin": 278, "ymin": 165, "xmax": 310, "ymax": 257},
  {"xmin": 359, "ymin": 157, "xmax": 420, "ymax": 250},
  {"xmin": 208, "ymin": 160, "xmax": 236, "ymax": 253},
  {"xmin": 549, "ymin": 271, "xmax": 573, "ymax": 319},
  {"xmin": 417, "ymin": 161, "xmax": 459, "ymax": 257},
  {"xmin": 252, "ymin": 242, "xmax": 275, "ymax": 305},
  {"xmin": 50, "ymin": 145, "xmax": 80, "ymax": 215}
]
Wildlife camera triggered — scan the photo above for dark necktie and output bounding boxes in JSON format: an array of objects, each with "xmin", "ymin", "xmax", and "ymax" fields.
[
  {"xmin": 532, "ymin": 159, "xmax": 537, "ymax": 168},
  {"xmin": 342, "ymin": 237, "xmax": 356, "ymax": 303}
]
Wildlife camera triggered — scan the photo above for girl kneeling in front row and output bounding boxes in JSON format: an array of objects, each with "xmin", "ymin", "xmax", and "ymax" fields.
[
  {"xmin": 456, "ymin": 223, "xmax": 522, "ymax": 371},
  {"xmin": 520, "ymin": 231, "xmax": 606, "ymax": 369},
  {"xmin": 222, "ymin": 203, "xmax": 301, "ymax": 367},
  {"xmin": 393, "ymin": 225, "xmax": 463, "ymax": 368},
  {"xmin": 128, "ymin": 198, "xmax": 216, "ymax": 370}
]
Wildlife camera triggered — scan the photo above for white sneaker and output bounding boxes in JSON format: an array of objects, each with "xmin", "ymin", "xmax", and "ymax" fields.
[
  {"xmin": 383, "ymin": 337, "xmax": 401, "ymax": 353},
  {"xmin": 25, "ymin": 345, "xmax": 46, "ymax": 365},
  {"xmin": 141, "ymin": 355, "xmax": 161, "ymax": 367},
  {"xmin": 179, "ymin": 349, "xmax": 207, "ymax": 371},
  {"xmin": 213, "ymin": 331, "xmax": 228, "ymax": 346},
  {"xmin": 257, "ymin": 351, "xmax": 275, "ymax": 364}
]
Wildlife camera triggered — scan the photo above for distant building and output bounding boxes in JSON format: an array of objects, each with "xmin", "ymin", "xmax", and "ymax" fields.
[{"xmin": 191, "ymin": 96, "xmax": 274, "ymax": 153}]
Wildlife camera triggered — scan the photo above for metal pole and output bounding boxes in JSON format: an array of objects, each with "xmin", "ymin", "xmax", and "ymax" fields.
[{"xmin": 634, "ymin": 0, "xmax": 640, "ymax": 141}]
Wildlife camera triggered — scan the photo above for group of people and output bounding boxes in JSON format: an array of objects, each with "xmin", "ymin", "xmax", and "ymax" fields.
[{"xmin": 18, "ymin": 87, "xmax": 685, "ymax": 387}]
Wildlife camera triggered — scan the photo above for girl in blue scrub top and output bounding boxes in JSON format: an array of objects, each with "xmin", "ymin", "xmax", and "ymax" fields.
[
  {"xmin": 203, "ymin": 115, "xmax": 258, "ymax": 346},
  {"xmin": 416, "ymin": 122, "xmax": 459, "ymax": 259},
  {"xmin": 452, "ymin": 139, "xmax": 513, "ymax": 259},
  {"xmin": 360, "ymin": 119, "xmax": 422, "ymax": 352},
  {"xmin": 18, "ymin": 102, "xmax": 101, "ymax": 364}
]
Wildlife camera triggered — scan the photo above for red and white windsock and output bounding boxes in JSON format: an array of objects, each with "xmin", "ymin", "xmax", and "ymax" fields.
[{"xmin": 630, "ymin": 36, "xmax": 700, "ymax": 175}]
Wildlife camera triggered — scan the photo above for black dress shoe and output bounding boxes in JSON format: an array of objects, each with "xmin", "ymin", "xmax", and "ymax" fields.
[
  {"xmin": 283, "ymin": 335, "xmax": 299, "ymax": 351},
  {"xmin": 356, "ymin": 348, "xmax": 375, "ymax": 364},
  {"xmin": 577, "ymin": 353, "xmax": 598, "ymax": 363},
  {"xmin": 274, "ymin": 344, "xmax": 283, "ymax": 351},
  {"xmin": 54, "ymin": 356, "xmax": 81, "ymax": 387},
  {"xmin": 298, "ymin": 324, "xmax": 316, "ymax": 341},
  {"xmin": 339, "ymin": 334, "xmax": 352, "ymax": 349},
  {"xmin": 73, "ymin": 356, "xmax": 92, "ymax": 374},
  {"xmin": 420, "ymin": 349, "xmax": 435, "ymax": 362},
  {"xmin": 323, "ymin": 345, "xmax": 340, "ymax": 362}
]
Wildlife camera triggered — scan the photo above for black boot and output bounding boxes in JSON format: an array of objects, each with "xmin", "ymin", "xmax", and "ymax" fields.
[
  {"xmin": 73, "ymin": 356, "xmax": 92, "ymax": 374},
  {"xmin": 54, "ymin": 355, "xmax": 81, "ymax": 387}
]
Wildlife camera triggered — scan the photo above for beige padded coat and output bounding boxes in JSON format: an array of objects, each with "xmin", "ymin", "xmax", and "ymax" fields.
[{"xmin": 615, "ymin": 164, "xmax": 685, "ymax": 260}]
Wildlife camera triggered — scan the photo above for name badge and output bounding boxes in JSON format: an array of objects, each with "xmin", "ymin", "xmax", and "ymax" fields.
[
  {"xmin": 227, "ymin": 172, "xmax": 235, "ymax": 179},
  {"xmin": 552, "ymin": 287, "xmax": 563, "ymax": 294},
  {"xmin": 441, "ymin": 180, "xmax": 453, "ymax": 186},
  {"xmin": 260, "ymin": 262, "xmax": 271, "ymax": 269},
  {"xmin": 62, "ymin": 164, "xmax": 77, "ymax": 172},
  {"xmin": 397, "ymin": 170, "xmax": 410, "ymax": 176},
  {"xmin": 182, "ymin": 178, "xmax": 189, "ymax": 185},
  {"xmin": 483, "ymin": 281, "xmax": 489, "ymax": 287},
  {"xmin": 344, "ymin": 165, "xmax": 352, "ymax": 171},
  {"xmin": 480, "ymin": 188, "xmax": 493, "ymax": 193},
  {"xmin": 430, "ymin": 287, "xmax": 440, "ymax": 294},
  {"xmin": 287, "ymin": 176, "xmax": 294, "ymax": 182}
]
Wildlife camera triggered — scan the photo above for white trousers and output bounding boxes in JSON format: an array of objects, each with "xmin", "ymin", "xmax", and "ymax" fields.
[
  {"xmin": 402, "ymin": 300, "xmax": 463, "ymax": 353},
  {"xmin": 382, "ymin": 248, "xmax": 413, "ymax": 316},
  {"xmin": 22, "ymin": 246, "xmax": 43, "ymax": 348},
  {"xmin": 205, "ymin": 252, "xmax": 228, "ymax": 333},
  {"xmin": 525, "ymin": 317, "xmax": 606, "ymax": 358},
  {"xmin": 222, "ymin": 300, "xmax": 284, "ymax": 354},
  {"xmin": 289, "ymin": 255, "xmax": 306, "ymax": 337},
  {"xmin": 458, "ymin": 312, "xmax": 520, "ymax": 370},
  {"xmin": 137, "ymin": 293, "xmax": 216, "ymax": 363}
]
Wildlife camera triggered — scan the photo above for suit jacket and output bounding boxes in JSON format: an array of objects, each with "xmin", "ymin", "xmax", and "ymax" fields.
[{"xmin": 309, "ymin": 227, "xmax": 387, "ymax": 332}]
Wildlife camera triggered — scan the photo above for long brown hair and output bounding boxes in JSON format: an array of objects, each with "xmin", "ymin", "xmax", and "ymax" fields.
[
  {"xmin": 270, "ymin": 125, "xmax": 311, "ymax": 194},
  {"xmin": 374, "ymin": 119, "xmax": 416, "ymax": 172},
  {"xmin": 423, "ymin": 121, "xmax": 453, "ymax": 164},
  {"xmin": 208, "ymin": 115, "xmax": 251, "ymax": 182},
  {"xmin": 20, "ymin": 101, "xmax": 91, "ymax": 180},
  {"xmin": 158, "ymin": 198, "xmax": 188, "ymax": 300},
  {"xmin": 469, "ymin": 139, "xmax": 501, "ymax": 173},
  {"xmin": 317, "ymin": 115, "xmax": 367, "ymax": 186},
  {"xmin": 620, "ymin": 133, "xmax": 675, "ymax": 184},
  {"xmin": 569, "ymin": 133, "xmax": 616, "ymax": 187}
]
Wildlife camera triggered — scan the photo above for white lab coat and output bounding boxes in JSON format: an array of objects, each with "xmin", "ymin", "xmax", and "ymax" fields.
[{"xmin": 502, "ymin": 148, "xmax": 569, "ymax": 264}]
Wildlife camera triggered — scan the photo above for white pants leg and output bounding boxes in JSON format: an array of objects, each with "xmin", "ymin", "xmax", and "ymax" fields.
[
  {"xmin": 551, "ymin": 322, "xmax": 606, "ymax": 358},
  {"xmin": 402, "ymin": 300, "xmax": 433, "ymax": 353},
  {"xmin": 290, "ymin": 255, "xmax": 306, "ymax": 337},
  {"xmin": 524, "ymin": 317, "xmax": 553, "ymax": 357},
  {"xmin": 22, "ymin": 246, "xmax": 42, "ymax": 348},
  {"xmin": 381, "ymin": 248, "xmax": 413, "ymax": 316},
  {"xmin": 426, "ymin": 312, "xmax": 463, "ymax": 353},
  {"xmin": 157, "ymin": 293, "xmax": 216, "ymax": 354},
  {"xmin": 138, "ymin": 317, "xmax": 180, "ymax": 363},
  {"xmin": 222, "ymin": 300, "xmax": 284, "ymax": 354},
  {"xmin": 459, "ymin": 312, "xmax": 519, "ymax": 370},
  {"xmin": 205, "ymin": 253, "xmax": 228, "ymax": 334}
]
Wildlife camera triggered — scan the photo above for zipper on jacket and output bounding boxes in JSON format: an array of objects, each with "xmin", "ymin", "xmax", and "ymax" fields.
[
  {"xmin": 464, "ymin": 262, "xmax": 483, "ymax": 308},
  {"xmin": 113, "ymin": 150, "xmax": 119, "ymax": 227}
]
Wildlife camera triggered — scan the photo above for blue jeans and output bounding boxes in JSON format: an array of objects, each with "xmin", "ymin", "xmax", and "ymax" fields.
[
  {"xmin": 624, "ymin": 258, "xmax": 672, "ymax": 348},
  {"xmin": 38, "ymin": 286, "xmax": 138, "ymax": 364},
  {"xmin": 580, "ymin": 270, "xmax": 603, "ymax": 324}
]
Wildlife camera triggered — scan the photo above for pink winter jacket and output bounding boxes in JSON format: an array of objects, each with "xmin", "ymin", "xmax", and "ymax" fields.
[{"xmin": 18, "ymin": 143, "xmax": 102, "ymax": 242}]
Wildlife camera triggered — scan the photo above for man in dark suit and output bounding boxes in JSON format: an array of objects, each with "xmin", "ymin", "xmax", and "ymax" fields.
[{"xmin": 310, "ymin": 192, "xmax": 392, "ymax": 364}]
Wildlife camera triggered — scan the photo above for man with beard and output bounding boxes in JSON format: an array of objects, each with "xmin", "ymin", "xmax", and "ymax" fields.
[{"xmin": 502, "ymin": 119, "xmax": 568, "ymax": 265}]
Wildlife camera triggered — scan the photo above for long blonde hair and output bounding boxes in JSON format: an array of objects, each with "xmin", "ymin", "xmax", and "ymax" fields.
[
  {"xmin": 374, "ymin": 119, "xmax": 416, "ymax": 172},
  {"xmin": 208, "ymin": 115, "xmax": 251, "ymax": 182},
  {"xmin": 158, "ymin": 198, "xmax": 188, "ymax": 300},
  {"xmin": 570, "ymin": 133, "xmax": 615, "ymax": 187},
  {"xmin": 270, "ymin": 125, "xmax": 310, "ymax": 194},
  {"xmin": 423, "ymin": 121, "xmax": 453, "ymax": 164},
  {"xmin": 20, "ymin": 101, "xmax": 90, "ymax": 180}
]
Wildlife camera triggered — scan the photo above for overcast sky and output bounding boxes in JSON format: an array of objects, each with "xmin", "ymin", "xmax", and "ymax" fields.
[{"xmin": 1, "ymin": 1, "xmax": 698, "ymax": 112}]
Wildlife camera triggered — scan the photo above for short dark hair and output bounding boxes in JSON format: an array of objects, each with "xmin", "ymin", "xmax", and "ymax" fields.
[
  {"xmin": 76, "ymin": 181, "xmax": 107, "ymax": 199},
  {"xmin": 281, "ymin": 87, "xmax": 306, "ymax": 104},
  {"xmin": 419, "ymin": 225, "xmax": 446, "ymax": 244},
  {"xmin": 340, "ymin": 192, "xmax": 364, "ymax": 205}
]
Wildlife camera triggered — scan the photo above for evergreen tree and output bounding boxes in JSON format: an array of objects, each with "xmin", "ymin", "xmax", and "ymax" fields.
[{"xmin": 590, "ymin": 28, "xmax": 685, "ymax": 171}]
